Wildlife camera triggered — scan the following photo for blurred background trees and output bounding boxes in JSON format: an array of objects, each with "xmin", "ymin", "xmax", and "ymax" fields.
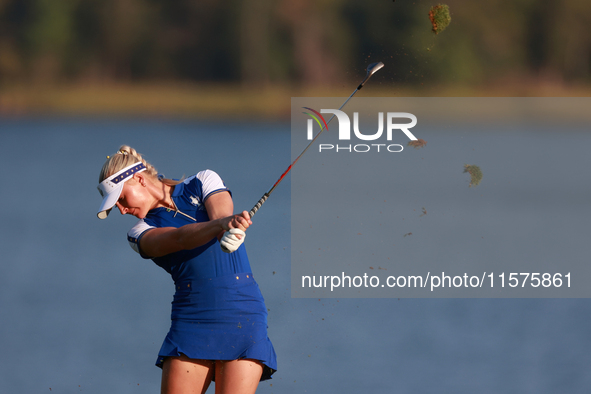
[{"xmin": 0, "ymin": 0, "xmax": 589, "ymax": 98}]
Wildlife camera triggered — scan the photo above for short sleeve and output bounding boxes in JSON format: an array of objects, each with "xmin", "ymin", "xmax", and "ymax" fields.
[
  {"xmin": 127, "ymin": 219, "xmax": 155, "ymax": 257},
  {"xmin": 196, "ymin": 170, "xmax": 231, "ymax": 201}
]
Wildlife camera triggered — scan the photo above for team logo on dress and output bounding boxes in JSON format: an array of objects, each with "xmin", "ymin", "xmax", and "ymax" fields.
[{"xmin": 190, "ymin": 195, "xmax": 200, "ymax": 206}]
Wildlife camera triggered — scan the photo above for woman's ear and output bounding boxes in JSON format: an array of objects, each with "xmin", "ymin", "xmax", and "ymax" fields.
[{"xmin": 132, "ymin": 172, "xmax": 146, "ymax": 186}]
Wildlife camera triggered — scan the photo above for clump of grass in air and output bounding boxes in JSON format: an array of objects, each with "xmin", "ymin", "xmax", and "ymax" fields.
[
  {"xmin": 429, "ymin": 4, "xmax": 451, "ymax": 34},
  {"xmin": 463, "ymin": 164, "xmax": 482, "ymax": 187},
  {"xmin": 408, "ymin": 139, "xmax": 427, "ymax": 149}
]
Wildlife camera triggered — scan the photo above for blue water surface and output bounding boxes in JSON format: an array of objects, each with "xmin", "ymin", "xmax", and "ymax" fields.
[{"xmin": 0, "ymin": 116, "xmax": 590, "ymax": 393}]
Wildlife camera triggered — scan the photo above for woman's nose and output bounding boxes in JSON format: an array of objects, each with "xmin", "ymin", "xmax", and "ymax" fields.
[{"xmin": 116, "ymin": 202, "xmax": 127, "ymax": 215}]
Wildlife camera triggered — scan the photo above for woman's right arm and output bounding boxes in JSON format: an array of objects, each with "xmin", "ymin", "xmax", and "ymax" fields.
[{"xmin": 138, "ymin": 213, "xmax": 251, "ymax": 258}]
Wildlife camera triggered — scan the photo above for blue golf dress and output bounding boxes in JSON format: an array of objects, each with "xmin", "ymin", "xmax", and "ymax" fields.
[{"xmin": 127, "ymin": 170, "xmax": 276, "ymax": 381}]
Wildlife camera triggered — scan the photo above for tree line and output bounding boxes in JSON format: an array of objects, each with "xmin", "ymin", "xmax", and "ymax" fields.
[{"xmin": 0, "ymin": 0, "xmax": 589, "ymax": 87}]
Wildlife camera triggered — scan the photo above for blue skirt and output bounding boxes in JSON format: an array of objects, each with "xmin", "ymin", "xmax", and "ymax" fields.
[{"xmin": 156, "ymin": 273, "xmax": 277, "ymax": 381}]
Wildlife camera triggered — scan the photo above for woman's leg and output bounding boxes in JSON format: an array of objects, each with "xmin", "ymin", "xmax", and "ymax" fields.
[
  {"xmin": 161, "ymin": 354, "xmax": 214, "ymax": 394},
  {"xmin": 214, "ymin": 359, "xmax": 263, "ymax": 394}
]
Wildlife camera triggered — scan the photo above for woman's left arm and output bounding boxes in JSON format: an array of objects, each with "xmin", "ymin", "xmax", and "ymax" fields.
[{"xmin": 205, "ymin": 191, "xmax": 251, "ymax": 239}]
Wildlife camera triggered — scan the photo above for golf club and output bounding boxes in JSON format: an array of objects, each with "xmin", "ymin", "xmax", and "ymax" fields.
[{"xmin": 248, "ymin": 61, "xmax": 385, "ymax": 218}]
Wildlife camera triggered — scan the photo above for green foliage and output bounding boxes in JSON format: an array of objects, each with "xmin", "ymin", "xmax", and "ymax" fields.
[
  {"xmin": 0, "ymin": 0, "xmax": 589, "ymax": 86},
  {"xmin": 27, "ymin": 0, "xmax": 76, "ymax": 54},
  {"xmin": 463, "ymin": 164, "xmax": 483, "ymax": 187},
  {"xmin": 429, "ymin": 4, "xmax": 451, "ymax": 34}
]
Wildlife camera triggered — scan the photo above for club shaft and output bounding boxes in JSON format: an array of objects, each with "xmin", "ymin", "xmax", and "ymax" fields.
[{"xmin": 249, "ymin": 63, "xmax": 383, "ymax": 218}]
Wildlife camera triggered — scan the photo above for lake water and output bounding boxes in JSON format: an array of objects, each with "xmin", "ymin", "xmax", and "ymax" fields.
[
  {"xmin": 290, "ymin": 98, "xmax": 591, "ymax": 298},
  {"xmin": 0, "ymin": 116, "xmax": 590, "ymax": 393}
]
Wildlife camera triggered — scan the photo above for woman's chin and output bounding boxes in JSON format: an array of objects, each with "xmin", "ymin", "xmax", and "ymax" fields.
[{"xmin": 127, "ymin": 209, "xmax": 145, "ymax": 219}]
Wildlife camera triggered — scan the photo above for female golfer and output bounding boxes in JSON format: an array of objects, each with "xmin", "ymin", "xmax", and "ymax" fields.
[{"xmin": 96, "ymin": 146, "xmax": 276, "ymax": 394}]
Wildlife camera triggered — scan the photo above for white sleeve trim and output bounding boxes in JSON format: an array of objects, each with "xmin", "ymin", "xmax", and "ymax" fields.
[
  {"xmin": 196, "ymin": 169, "xmax": 229, "ymax": 200},
  {"xmin": 127, "ymin": 220, "xmax": 155, "ymax": 255}
]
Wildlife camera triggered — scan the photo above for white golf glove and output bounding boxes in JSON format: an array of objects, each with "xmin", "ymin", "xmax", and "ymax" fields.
[{"xmin": 220, "ymin": 229, "xmax": 246, "ymax": 253}]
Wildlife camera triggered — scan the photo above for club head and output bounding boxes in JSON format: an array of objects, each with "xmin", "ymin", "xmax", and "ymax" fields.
[
  {"xmin": 358, "ymin": 62, "xmax": 384, "ymax": 89},
  {"xmin": 367, "ymin": 62, "xmax": 385, "ymax": 76}
]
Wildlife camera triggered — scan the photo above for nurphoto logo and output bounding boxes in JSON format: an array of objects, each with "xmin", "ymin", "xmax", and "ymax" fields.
[{"xmin": 303, "ymin": 107, "xmax": 419, "ymax": 153}]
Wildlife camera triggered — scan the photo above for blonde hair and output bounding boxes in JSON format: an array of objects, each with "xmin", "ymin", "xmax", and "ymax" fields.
[{"xmin": 99, "ymin": 145, "xmax": 181, "ymax": 186}]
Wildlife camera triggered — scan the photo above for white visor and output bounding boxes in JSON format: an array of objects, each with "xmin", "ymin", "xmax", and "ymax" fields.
[{"xmin": 97, "ymin": 162, "xmax": 146, "ymax": 219}]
